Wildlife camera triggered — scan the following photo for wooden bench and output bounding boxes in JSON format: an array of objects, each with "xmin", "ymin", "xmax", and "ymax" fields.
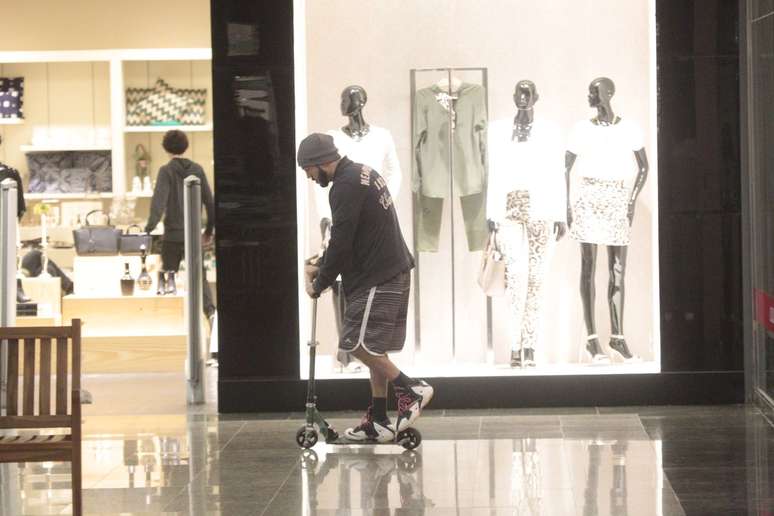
[{"xmin": 0, "ymin": 319, "xmax": 82, "ymax": 516}]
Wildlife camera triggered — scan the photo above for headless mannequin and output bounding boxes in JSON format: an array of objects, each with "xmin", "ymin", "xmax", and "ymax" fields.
[
  {"xmin": 340, "ymin": 85, "xmax": 369, "ymax": 141},
  {"xmin": 565, "ymin": 77, "xmax": 649, "ymax": 362}
]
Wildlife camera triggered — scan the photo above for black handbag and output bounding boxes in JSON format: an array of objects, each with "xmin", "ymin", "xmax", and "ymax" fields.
[
  {"xmin": 120, "ymin": 224, "xmax": 153, "ymax": 255},
  {"xmin": 72, "ymin": 210, "xmax": 121, "ymax": 256}
]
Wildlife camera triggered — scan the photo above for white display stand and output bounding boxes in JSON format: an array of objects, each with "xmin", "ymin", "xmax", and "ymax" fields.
[{"xmin": 63, "ymin": 254, "xmax": 188, "ymax": 374}]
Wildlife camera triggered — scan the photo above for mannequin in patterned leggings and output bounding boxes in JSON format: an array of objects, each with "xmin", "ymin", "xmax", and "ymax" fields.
[
  {"xmin": 487, "ymin": 81, "xmax": 567, "ymax": 367},
  {"xmin": 565, "ymin": 78, "xmax": 649, "ymax": 363}
]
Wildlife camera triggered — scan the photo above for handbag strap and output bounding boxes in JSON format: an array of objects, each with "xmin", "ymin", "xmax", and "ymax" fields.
[
  {"xmin": 84, "ymin": 210, "xmax": 111, "ymax": 227},
  {"xmin": 124, "ymin": 224, "xmax": 143, "ymax": 235}
]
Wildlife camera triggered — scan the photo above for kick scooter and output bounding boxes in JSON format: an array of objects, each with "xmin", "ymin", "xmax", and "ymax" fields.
[{"xmin": 295, "ymin": 297, "xmax": 422, "ymax": 450}]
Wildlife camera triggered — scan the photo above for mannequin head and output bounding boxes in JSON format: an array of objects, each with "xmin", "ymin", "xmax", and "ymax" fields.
[
  {"xmin": 514, "ymin": 80, "xmax": 539, "ymax": 109},
  {"xmin": 340, "ymin": 85, "xmax": 368, "ymax": 117},
  {"xmin": 587, "ymin": 77, "xmax": 615, "ymax": 108}
]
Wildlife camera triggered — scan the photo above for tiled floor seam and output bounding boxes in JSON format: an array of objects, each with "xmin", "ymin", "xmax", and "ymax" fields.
[
  {"xmin": 160, "ymin": 469, "xmax": 209, "ymax": 512},
  {"xmin": 218, "ymin": 420, "xmax": 247, "ymax": 452},
  {"xmin": 260, "ymin": 460, "xmax": 302, "ymax": 516}
]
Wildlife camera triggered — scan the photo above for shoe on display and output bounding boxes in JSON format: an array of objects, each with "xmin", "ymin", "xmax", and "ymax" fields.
[
  {"xmin": 585, "ymin": 336, "xmax": 610, "ymax": 364},
  {"xmin": 16, "ymin": 278, "xmax": 31, "ymax": 303},
  {"xmin": 608, "ymin": 337, "xmax": 641, "ymax": 363},
  {"xmin": 156, "ymin": 271, "xmax": 167, "ymax": 296},
  {"xmin": 165, "ymin": 271, "xmax": 177, "ymax": 295},
  {"xmin": 344, "ymin": 406, "xmax": 395, "ymax": 443},
  {"xmin": 522, "ymin": 348, "xmax": 536, "ymax": 367}
]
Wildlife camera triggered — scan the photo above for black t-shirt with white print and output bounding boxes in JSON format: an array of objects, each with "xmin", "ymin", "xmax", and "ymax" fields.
[{"xmin": 313, "ymin": 157, "xmax": 414, "ymax": 298}]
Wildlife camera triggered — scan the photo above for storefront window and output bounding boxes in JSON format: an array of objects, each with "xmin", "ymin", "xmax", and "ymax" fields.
[{"xmin": 295, "ymin": 0, "xmax": 660, "ymax": 378}]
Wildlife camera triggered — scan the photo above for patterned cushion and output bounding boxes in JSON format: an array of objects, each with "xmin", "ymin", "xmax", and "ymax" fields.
[
  {"xmin": 126, "ymin": 79, "xmax": 206, "ymax": 126},
  {"xmin": 0, "ymin": 78, "xmax": 24, "ymax": 119}
]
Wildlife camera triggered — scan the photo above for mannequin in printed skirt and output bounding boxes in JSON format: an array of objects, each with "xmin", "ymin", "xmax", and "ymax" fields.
[
  {"xmin": 565, "ymin": 77, "xmax": 648, "ymax": 363},
  {"xmin": 316, "ymin": 85, "xmax": 403, "ymax": 372},
  {"xmin": 486, "ymin": 80, "xmax": 566, "ymax": 368}
]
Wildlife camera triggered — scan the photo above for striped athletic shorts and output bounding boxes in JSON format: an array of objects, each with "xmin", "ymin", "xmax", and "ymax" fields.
[{"xmin": 339, "ymin": 271, "xmax": 411, "ymax": 356}]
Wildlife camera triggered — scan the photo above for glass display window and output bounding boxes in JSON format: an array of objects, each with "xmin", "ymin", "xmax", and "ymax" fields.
[{"xmin": 295, "ymin": 0, "xmax": 659, "ymax": 379}]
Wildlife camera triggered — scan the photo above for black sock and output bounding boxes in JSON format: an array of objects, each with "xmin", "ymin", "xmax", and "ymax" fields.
[
  {"xmin": 372, "ymin": 397, "xmax": 388, "ymax": 422},
  {"xmin": 391, "ymin": 371, "xmax": 412, "ymax": 390}
]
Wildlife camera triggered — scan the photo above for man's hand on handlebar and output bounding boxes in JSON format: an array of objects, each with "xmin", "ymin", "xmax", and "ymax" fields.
[{"xmin": 304, "ymin": 255, "xmax": 321, "ymax": 298}]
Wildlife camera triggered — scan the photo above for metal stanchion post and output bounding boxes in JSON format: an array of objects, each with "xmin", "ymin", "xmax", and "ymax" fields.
[
  {"xmin": 184, "ymin": 176, "xmax": 205, "ymax": 404},
  {"xmin": 1, "ymin": 178, "xmax": 18, "ymax": 414}
]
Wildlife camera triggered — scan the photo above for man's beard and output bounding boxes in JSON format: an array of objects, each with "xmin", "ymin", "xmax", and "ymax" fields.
[{"xmin": 316, "ymin": 172, "xmax": 330, "ymax": 188}]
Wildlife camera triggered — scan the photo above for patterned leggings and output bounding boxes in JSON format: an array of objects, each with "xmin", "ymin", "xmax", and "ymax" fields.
[{"xmin": 499, "ymin": 191, "xmax": 551, "ymax": 352}]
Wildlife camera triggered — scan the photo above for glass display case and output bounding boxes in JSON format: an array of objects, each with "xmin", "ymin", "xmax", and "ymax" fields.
[{"xmin": 295, "ymin": 0, "xmax": 659, "ymax": 378}]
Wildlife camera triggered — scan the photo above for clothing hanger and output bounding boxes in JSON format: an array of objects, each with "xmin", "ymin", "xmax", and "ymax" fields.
[{"xmin": 436, "ymin": 76, "xmax": 463, "ymax": 94}]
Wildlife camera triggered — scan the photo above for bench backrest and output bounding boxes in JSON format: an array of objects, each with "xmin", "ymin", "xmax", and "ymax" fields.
[{"xmin": 0, "ymin": 319, "xmax": 81, "ymax": 430}]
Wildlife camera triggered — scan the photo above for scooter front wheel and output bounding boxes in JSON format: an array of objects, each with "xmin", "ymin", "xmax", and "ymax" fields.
[
  {"xmin": 397, "ymin": 427, "xmax": 422, "ymax": 450},
  {"xmin": 296, "ymin": 426, "xmax": 319, "ymax": 449}
]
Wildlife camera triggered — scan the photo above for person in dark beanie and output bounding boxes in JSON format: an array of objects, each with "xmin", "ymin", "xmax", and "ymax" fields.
[
  {"xmin": 145, "ymin": 130, "xmax": 215, "ymax": 322},
  {"xmin": 299, "ymin": 132, "xmax": 434, "ymax": 442}
]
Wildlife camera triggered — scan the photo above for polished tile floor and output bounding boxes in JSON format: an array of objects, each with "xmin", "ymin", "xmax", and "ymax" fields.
[{"xmin": 1, "ymin": 374, "xmax": 773, "ymax": 515}]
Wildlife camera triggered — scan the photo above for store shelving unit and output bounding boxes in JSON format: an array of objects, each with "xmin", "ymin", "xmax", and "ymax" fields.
[
  {"xmin": 124, "ymin": 123, "xmax": 212, "ymax": 133},
  {"xmin": 0, "ymin": 48, "xmax": 212, "ymax": 198}
]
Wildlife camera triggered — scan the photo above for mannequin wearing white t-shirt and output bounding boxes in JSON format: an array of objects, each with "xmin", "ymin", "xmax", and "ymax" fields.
[
  {"xmin": 486, "ymin": 81, "xmax": 567, "ymax": 368},
  {"xmin": 315, "ymin": 85, "xmax": 403, "ymax": 371},
  {"xmin": 565, "ymin": 77, "xmax": 649, "ymax": 364}
]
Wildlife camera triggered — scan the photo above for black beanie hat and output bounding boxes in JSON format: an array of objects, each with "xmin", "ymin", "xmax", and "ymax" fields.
[{"xmin": 297, "ymin": 133, "xmax": 340, "ymax": 168}]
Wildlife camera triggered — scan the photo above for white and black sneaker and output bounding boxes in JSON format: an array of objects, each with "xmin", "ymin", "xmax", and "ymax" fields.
[
  {"xmin": 394, "ymin": 380, "xmax": 434, "ymax": 432},
  {"xmin": 344, "ymin": 407, "xmax": 395, "ymax": 443}
]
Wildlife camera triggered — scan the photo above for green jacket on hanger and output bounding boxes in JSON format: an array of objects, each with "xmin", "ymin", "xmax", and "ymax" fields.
[{"xmin": 412, "ymin": 82, "xmax": 488, "ymax": 198}]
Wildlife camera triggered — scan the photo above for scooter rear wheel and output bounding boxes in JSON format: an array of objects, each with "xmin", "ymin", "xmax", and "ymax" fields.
[
  {"xmin": 296, "ymin": 426, "xmax": 318, "ymax": 449},
  {"xmin": 397, "ymin": 427, "xmax": 422, "ymax": 450}
]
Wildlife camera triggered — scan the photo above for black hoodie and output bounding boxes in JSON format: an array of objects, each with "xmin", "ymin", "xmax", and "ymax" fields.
[
  {"xmin": 0, "ymin": 163, "xmax": 25, "ymax": 219},
  {"xmin": 312, "ymin": 157, "xmax": 414, "ymax": 297},
  {"xmin": 145, "ymin": 158, "xmax": 214, "ymax": 242}
]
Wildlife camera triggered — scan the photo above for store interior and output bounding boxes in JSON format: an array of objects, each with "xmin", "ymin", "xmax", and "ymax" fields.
[
  {"xmin": 0, "ymin": 1, "xmax": 214, "ymax": 377},
  {"xmin": 296, "ymin": 0, "xmax": 661, "ymax": 379}
]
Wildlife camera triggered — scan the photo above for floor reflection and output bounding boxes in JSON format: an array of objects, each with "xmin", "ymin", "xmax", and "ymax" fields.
[
  {"xmin": 291, "ymin": 438, "xmax": 676, "ymax": 515},
  {"xmin": 2, "ymin": 406, "xmax": 773, "ymax": 514}
]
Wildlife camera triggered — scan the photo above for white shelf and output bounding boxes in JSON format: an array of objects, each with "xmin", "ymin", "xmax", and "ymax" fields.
[
  {"xmin": 21, "ymin": 144, "xmax": 112, "ymax": 153},
  {"xmin": 0, "ymin": 119, "xmax": 23, "ymax": 125},
  {"xmin": 25, "ymin": 192, "xmax": 113, "ymax": 201},
  {"xmin": 25, "ymin": 191, "xmax": 152, "ymax": 201},
  {"xmin": 0, "ymin": 48, "xmax": 211, "ymax": 64},
  {"xmin": 124, "ymin": 124, "xmax": 212, "ymax": 133}
]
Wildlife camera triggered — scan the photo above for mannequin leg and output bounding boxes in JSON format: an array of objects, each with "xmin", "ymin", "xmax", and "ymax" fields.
[
  {"xmin": 519, "ymin": 220, "xmax": 550, "ymax": 366},
  {"xmin": 607, "ymin": 246, "xmax": 627, "ymax": 335},
  {"xmin": 500, "ymin": 224, "xmax": 528, "ymax": 367},
  {"xmin": 580, "ymin": 243, "xmax": 597, "ymax": 334},
  {"xmin": 607, "ymin": 246, "xmax": 638, "ymax": 361},
  {"xmin": 580, "ymin": 243, "xmax": 607, "ymax": 361}
]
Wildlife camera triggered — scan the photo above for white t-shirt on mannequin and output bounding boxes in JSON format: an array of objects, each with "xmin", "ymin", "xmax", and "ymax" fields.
[
  {"xmin": 567, "ymin": 118, "xmax": 644, "ymax": 183},
  {"xmin": 313, "ymin": 125, "xmax": 402, "ymax": 219},
  {"xmin": 486, "ymin": 118, "xmax": 566, "ymax": 223}
]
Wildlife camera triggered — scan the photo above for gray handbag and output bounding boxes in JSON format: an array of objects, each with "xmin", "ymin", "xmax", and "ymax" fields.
[
  {"xmin": 72, "ymin": 210, "xmax": 122, "ymax": 256},
  {"xmin": 119, "ymin": 224, "xmax": 153, "ymax": 255}
]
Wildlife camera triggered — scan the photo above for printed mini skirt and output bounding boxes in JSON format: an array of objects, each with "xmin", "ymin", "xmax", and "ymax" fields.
[{"xmin": 570, "ymin": 177, "xmax": 630, "ymax": 246}]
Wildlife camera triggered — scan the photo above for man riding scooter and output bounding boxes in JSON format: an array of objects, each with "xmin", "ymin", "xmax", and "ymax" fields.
[{"xmin": 298, "ymin": 133, "xmax": 434, "ymax": 442}]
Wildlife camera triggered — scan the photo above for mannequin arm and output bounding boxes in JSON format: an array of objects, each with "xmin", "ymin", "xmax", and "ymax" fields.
[
  {"xmin": 564, "ymin": 151, "xmax": 577, "ymax": 227},
  {"xmin": 628, "ymin": 148, "xmax": 649, "ymax": 224}
]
